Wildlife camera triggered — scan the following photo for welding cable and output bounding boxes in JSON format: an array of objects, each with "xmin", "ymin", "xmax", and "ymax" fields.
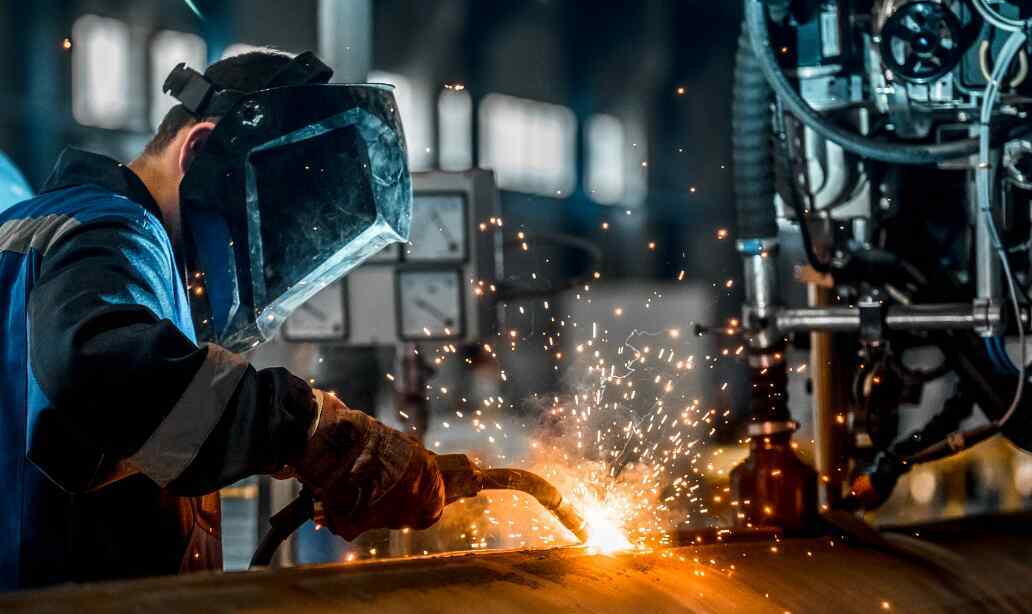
[
  {"xmin": 495, "ymin": 233, "xmax": 603, "ymax": 301},
  {"xmin": 733, "ymin": 23, "xmax": 779, "ymax": 241},
  {"xmin": 745, "ymin": 0, "xmax": 984, "ymax": 164},
  {"xmin": 976, "ymin": 27, "xmax": 1028, "ymax": 429},
  {"xmin": 984, "ymin": 336, "xmax": 1018, "ymax": 376},
  {"xmin": 972, "ymin": 0, "xmax": 1025, "ymax": 32},
  {"xmin": 250, "ymin": 489, "xmax": 315, "ymax": 568},
  {"xmin": 996, "ymin": 336, "xmax": 1019, "ymax": 375}
]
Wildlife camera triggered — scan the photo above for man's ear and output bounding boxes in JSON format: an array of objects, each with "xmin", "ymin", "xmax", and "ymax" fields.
[{"xmin": 177, "ymin": 120, "xmax": 217, "ymax": 177}]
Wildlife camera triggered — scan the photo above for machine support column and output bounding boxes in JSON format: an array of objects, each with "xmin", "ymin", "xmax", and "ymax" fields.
[
  {"xmin": 809, "ymin": 283, "xmax": 849, "ymax": 512},
  {"xmin": 730, "ymin": 239, "xmax": 818, "ymax": 533}
]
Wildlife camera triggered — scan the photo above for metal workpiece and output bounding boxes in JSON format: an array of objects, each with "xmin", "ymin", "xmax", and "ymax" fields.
[
  {"xmin": 8, "ymin": 513, "xmax": 1032, "ymax": 613},
  {"xmin": 774, "ymin": 302, "xmax": 1005, "ymax": 334}
]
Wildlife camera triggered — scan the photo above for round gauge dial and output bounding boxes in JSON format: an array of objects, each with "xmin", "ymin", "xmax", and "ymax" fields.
[
  {"xmin": 281, "ymin": 280, "xmax": 348, "ymax": 341},
  {"xmin": 407, "ymin": 194, "xmax": 466, "ymax": 261},
  {"xmin": 397, "ymin": 270, "xmax": 464, "ymax": 339}
]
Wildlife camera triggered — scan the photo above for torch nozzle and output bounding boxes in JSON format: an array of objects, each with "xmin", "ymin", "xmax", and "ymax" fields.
[
  {"xmin": 436, "ymin": 454, "xmax": 589, "ymax": 543},
  {"xmin": 481, "ymin": 468, "xmax": 589, "ymax": 543}
]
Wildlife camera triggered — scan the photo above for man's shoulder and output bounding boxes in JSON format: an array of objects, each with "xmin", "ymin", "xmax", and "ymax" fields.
[
  {"xmin": 0, "ymin": 186, "xmax": 170, "ymax": 257},
  {"xmin": 4, "ymin": 185, "xmax": 161, "ymax": 228}
]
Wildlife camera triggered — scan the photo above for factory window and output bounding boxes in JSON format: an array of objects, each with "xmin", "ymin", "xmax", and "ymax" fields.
[
  {"xmin": 369, "ymin": 70, "xmax": 432, "ymax": 171},
  {"xmin": 150, "ymin": 30, "xmax": 207, "ymax": 129},
  {"xmin": 438, "ymin": 88, "xmax": 472, "ymax": 171},
  {"xmin": 478, "ymin": 93, "xmax": 576, "ymax": 197},
  {"xmin": 72, "ymin": 15, "xmax": 131, "ymax": 129},
  {"xmin": 586, "ymin": 114, "xmax": 625, "ymax": 205}
]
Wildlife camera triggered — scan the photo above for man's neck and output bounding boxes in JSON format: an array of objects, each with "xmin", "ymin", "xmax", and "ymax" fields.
[{"xmin": 128, "ymin": 155, "xmax": 182, "ymax": 247}]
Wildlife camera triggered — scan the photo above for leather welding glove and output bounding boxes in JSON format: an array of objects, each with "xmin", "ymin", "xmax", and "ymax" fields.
[{"xmin": 289, "ymin": 389, "xmax": 445, "ymax": 540}]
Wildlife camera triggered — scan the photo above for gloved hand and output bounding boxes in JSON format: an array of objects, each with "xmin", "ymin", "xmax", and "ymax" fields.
[{"xmin": 289, "ymin": 389, "xmax": 445, "ymax": 540}]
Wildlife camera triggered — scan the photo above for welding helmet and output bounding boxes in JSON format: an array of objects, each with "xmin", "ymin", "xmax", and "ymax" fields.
[{"xmin": 165, "ymin": 52, "xmax": 411, "ymax": 352}]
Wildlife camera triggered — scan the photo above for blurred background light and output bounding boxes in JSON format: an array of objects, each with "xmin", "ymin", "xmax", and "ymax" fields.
[
  {"xmin": 478, "ymin": 93, "xmax": 576, "ymax": 198},
  {"xmin": 72, "ymin": 15, "xmax": 131, "ymax": 129},
  {"xmin": 149, "ymin": 30, "xmax": 206, "ymax": 129},
  {"xmin": 586, "ymin": 113, "xmax": 625, "ymax": 205},
  {"xmin": 437, "ymin": 88, "xmax": 472, "ymax": 171}
]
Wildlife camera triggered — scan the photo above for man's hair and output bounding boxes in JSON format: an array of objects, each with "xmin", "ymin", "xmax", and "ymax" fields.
[{"xmin": 144, "ymin": 49, "xmax": 294, "ymax": 156}]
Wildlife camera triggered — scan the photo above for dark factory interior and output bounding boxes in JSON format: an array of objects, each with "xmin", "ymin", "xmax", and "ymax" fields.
[{"xmin": 1, "ymin": 0, "xmax": 1032, "ymax": 612}]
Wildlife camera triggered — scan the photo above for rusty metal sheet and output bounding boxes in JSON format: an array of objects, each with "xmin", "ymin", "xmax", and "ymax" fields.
[{"xmin": 3, "ymin": 513, "xmax": 1032, "ymax": 613}]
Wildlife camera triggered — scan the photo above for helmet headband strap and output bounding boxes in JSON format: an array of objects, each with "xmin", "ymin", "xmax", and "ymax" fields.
[{"xmin": 162, "ymin": 50, "xmax": 334, "ymax": 118}]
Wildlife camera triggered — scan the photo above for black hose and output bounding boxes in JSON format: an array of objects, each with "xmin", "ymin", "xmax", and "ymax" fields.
[
  {"xmin": 744, "ymin": 0, "xmax": 983, "ymax": 165},
  {"xmin": 250, "ymin": 490, "xmax": 314, "ymax": 569},
  {"xmin": 732, "ymin": 24, "xmax": 779, "ymax": 240},
  {"xmin": 843, "ymin": 389, "xmax": 975, "ymax": 509}
]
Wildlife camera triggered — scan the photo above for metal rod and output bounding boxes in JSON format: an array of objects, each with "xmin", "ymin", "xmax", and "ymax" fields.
[
  {"xmin": 972, "ymin": 141, "xmax": 1003, "ymax": 337},
  {"xmin": 775, "ymin": 303, "xmax": 1000, "ymax": 333}
]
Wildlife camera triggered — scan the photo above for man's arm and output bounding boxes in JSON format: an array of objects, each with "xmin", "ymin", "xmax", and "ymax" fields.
[{"xmin": 27, "ymin": 210, "xmax": 316, "ymax": 495}]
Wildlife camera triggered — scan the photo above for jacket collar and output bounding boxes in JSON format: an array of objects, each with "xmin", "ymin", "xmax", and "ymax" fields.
[{"xmin": 41, "ymin": 148, "xmax": 165, "ymax": 224}]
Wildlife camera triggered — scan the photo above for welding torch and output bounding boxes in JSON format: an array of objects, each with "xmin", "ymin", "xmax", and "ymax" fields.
[{"xmin": 250, "ymin": 453, "xmax": 588, "ymax": 568}]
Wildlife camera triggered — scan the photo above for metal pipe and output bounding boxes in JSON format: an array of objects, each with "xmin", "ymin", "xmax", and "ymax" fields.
[
  {"xmin": 776, "ymin": 302, "xmax": 1004, "ymax": 333},
  {"xmin": 972, "ymin": 142, "xmax": 1003, "ymax": 336},
  {"xmin": 737, "ymin": 238, "xmax": 780, "ymax": 350}
]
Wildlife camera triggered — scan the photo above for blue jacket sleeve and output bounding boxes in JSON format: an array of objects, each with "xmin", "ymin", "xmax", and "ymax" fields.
[{"xmin": 27, "ymin": 209, "xmax": 316, "ymax": 495}]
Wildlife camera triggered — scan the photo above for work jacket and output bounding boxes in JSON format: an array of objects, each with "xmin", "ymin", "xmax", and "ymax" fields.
[{"xmin": 0, "ymin": 149, "xmax": 316, "ymax": 590}]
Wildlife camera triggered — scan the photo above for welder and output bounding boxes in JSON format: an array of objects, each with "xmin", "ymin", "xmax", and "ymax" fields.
[{"xmin": 0, "ymin": 49, "xmax": 445, "ymax": 590}]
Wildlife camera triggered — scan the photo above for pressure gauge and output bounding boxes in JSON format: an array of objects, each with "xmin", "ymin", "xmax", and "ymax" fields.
[
  {"xmin": 281, "ymin": 280, "xmax": 348, "ymax": 341},
  {"xmin": 406, "ymin": 194, "xmax": 467, "ymax": 261},
  {"xmin": 397, "ymin": 269, "xmax": 464, "ymax": 339}
]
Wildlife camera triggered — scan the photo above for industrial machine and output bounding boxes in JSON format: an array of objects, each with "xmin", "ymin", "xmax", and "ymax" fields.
[{"xmin": 730, "ymin": 0, "xmax": 1032, "ymax": 528}]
